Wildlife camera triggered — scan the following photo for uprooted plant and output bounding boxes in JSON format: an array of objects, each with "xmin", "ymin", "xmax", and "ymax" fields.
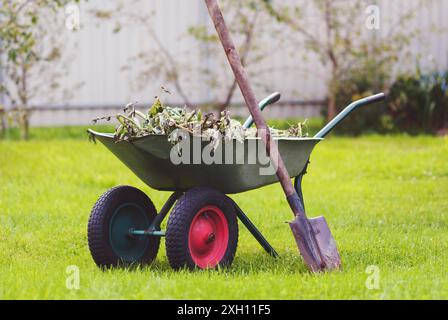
[{"xmin": 93, "ymin": 97, "xmax": 308, "ymax": 149}]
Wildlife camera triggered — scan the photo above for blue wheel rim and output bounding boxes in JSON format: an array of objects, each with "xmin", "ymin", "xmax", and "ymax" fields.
[{"xmin": 109, "ymin": 202, "xmax": 150, "ymax": 263}]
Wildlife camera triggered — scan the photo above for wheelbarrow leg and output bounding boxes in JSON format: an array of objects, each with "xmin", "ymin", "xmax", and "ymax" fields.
[
  {"xmin": 230, "ymin": 199, "xmax": 279, "ymax": 258},
  {"xmin": 229, "ymin": 164, "xmax": 308, "ymax": 259},
  {"xmin": 147, "ymin": 191, "xmax": 183, "ymax": 231},
  {"xmin": 130, "ymin": 191, "xmax": 183, "ymax": 237}
]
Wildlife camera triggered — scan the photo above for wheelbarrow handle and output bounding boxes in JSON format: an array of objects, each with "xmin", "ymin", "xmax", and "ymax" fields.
[
  {"xmin": 314, "ymin": 93, "xmax": 386, "ymax": 139},
  {"xmin": 243, "ymin": 92, "xmax": 281, "ymax": 129}
]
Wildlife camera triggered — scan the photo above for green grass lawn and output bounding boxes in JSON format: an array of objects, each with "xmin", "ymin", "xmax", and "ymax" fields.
[{"xmin": 0, "ymin": 127, "xmax": 447, "ymax": 299}]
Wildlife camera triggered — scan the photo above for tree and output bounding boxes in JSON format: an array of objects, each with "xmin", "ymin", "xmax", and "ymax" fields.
[
  {"xmin": 91, "ymin": 0, "xmax": 194, "ymax": 107},
  {"xmin": 0, "ymin": 0, "xmax": 78, "ymax": 139},
  {"xmin": 262, "ymin": 0, "xmax": 429, "ymax": 120},
  {"xmin": 91, "ymin": 0, "xmax": 282, "ymax": 111},
  {"xmin": 188, "ymin": 0, "xmax": 278, "ymax": 111}
]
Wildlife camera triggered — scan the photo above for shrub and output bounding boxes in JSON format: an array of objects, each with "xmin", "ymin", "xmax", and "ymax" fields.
[
  {"xmin": 328, "ymin": 57, "xmax": 448, "ymax": 135},
  {"xmin": 388, "ymin": 72, "xmax": 448, "ymax": 134},
  {"xmin": 328, "ymin": 58, "xmax": 391, "ymax": 135}
]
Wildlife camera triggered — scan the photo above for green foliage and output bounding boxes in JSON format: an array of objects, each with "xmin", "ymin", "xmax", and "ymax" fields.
[
  {"xmin": 1, "ymin": 134, "xmax": 447, "ymax": 299},
  {"xmin": 331, "ymin": 58, "xmax": 391, "ymax": 135},
  {"xmin": 262, "ymin": 0, "xmax": 428, "ymax": 120},
  {"xmin": 0, "ymin": 0, "xmax": 75, "ymax": 65},
  {"xmin": 0, "ymin": 0, "xmax": 78, "ymax": 140},
  {"xmin": 388, "ymin": 72, "xmax": 448, "ymax": 134},
  {"xmin": 328, "ymin": 57, "xmax": 448, "ymax": 135}
]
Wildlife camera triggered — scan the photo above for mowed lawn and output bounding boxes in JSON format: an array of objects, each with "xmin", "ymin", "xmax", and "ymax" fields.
[{"xmin": 0, "ymin": 128, "xmax": 447, "ymax": 299}]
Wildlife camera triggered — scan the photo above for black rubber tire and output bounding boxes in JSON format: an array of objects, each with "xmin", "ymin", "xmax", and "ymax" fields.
[
  {"xmin": 166, "ymin": 187, "xmax": 238, "ymax": 270},
  {"xmin": 87, "ymin": 186, "xmax": 160, "ymax": 269}
]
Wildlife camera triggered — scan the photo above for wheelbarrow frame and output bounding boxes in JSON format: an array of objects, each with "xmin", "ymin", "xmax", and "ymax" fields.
[{"xmin": 113, "ymin": 93, "xmax": 386, "ymax": 258}]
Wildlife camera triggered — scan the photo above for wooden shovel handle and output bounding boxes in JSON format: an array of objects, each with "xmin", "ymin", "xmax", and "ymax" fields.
[{"xmin": 204, "ymin": 0, "xmax": 297, "ymax": 202}]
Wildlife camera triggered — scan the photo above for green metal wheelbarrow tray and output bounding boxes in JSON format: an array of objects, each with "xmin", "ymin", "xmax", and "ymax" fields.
[{"xmin": 87, "ymin": 92, "xmax": 385, "ymax": 270}]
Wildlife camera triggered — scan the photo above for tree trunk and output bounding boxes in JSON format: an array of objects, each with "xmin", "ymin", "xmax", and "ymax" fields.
[
  {"xmin": 0, "ymin": 115, "xmax": 5, "ymax": 139},
  {"xmin": 218, "ymin": 10, "xmax": 258, "ymax": 114},
  {"xmin": 19, "ymin": 64, "xmax": 30, "ymax": 140},
  {"xmin": 20, "ymin": 109, "xmax": 29, "ymax": 140},
  {"xmin": 326, "ymin": 60, "xmax": 340, "ymax": 121},
  {"xmin": 327, "ymin": 90, "xmax": 337, "ymax": 121},
  {"xmin": 218, "ymin": 79, "xmax": 238, "ymax": 113},
  {"xmin": 0, "ymin": 105, "xmax": 6, "ymax": 138}
]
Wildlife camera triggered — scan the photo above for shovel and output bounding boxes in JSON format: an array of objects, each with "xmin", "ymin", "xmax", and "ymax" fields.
[{"xmin": 204, "ymin": 0, "xmax": 341, "ymax": 272}]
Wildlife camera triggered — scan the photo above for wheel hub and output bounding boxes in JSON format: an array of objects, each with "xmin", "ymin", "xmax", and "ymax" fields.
[
  {"xmin": 188, "ymin": 205, "xmax": 229, "ymax": 268},
  {"xmin": 109, "ymin": 203, "xmax": 150, "ymax": 262}
]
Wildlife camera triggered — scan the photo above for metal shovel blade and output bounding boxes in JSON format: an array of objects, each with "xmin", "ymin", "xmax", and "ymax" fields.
[{"xmin": 289, "ymin": 216, "xmax": 341, "ymax": 272}]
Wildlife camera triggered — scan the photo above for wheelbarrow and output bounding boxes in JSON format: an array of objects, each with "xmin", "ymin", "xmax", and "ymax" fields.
[{"xmin": 87, "ymin": 92, "xmax": 385, "ymax": 270}]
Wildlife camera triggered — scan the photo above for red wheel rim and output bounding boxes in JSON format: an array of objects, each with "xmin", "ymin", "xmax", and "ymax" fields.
[{"xmin": 188, "ymin": 205, "xmax": 229, "ymax": 269}]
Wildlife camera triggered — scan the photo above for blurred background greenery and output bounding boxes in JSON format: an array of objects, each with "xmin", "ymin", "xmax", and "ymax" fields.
[{"xmin": 0, "ymin": 0, "xmax": 447, "ymax": 138}]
